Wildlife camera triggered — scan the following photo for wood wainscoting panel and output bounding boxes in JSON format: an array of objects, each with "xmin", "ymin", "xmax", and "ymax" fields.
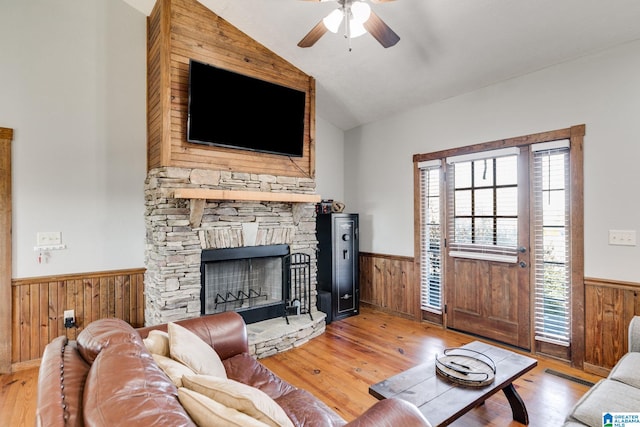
[
  {"xmin": 584, "ymin": 277, "xmax": 640, "ymax": 376},
  {"xmin": 11, "ymin": 269, "xmax": 145, "ymax": 366},
  {"xmin": 359, "ymin": 252, "xmax": 418, "ymax": 319}
]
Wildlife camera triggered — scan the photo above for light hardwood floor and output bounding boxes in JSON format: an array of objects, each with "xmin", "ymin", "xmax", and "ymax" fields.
[
  {"xmin": 262, "ymin": 306, "xmax": 602, "ymax": 426},
  {"xmin": 0, "ymin": 305, "xmax": 602, "ymax": 426},
  {"xmin": 0, "ymin": 365, "xmax": 37, "ymax": 426}
]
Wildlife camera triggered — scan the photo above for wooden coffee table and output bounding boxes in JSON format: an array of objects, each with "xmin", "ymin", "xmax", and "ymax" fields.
[{"xmin": 369, "ymin": 341, "xmax": 537, "ymax": 426}]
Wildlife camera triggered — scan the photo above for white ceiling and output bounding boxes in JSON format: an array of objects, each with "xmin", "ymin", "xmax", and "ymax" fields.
[{"xmin": 124, "ymin": 0, "xmax": 640, "ymax": 130}]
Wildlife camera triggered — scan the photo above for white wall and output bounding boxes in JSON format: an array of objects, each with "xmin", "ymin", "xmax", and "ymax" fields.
[
  {"xmin": 315, "ymin": 115, "xmax": 345, "ymax": 204},
  {"xmin": 0, "ymin": 0, "xmax": 347, "ymax": 280},
  {"xmin": 8, "ymin": 0, "xmax": 636, "ymax": 284},
  {"xmin": 345, "ymin": 40, "xmax": 640, "ymax": 283},
  {"xmin": 0, "ymin": 0, "xmax": 147, "ymax": 278}
]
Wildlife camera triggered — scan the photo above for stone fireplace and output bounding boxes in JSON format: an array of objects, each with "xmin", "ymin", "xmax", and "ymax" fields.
[
  {"xmin": 143, "ymin": 0, "xmax": 324, "ymax": 358},
  {"xmin": 144, "ymin": 167, "xmax": 325, "ymax": 356}
]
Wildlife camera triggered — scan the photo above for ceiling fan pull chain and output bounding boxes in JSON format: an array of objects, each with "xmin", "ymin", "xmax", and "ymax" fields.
[{"xmin": 345, "ymin": 4, "xmax": 353, "ymax": 51}]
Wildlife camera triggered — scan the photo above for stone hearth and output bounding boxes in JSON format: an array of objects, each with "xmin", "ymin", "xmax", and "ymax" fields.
[
  {"xmin": 248, "ymin": 311, "xmax": 326, "ymax": 359},
  {"xmin": 143, "ymin": 167, "xmax": 322, "ymax": 352}
]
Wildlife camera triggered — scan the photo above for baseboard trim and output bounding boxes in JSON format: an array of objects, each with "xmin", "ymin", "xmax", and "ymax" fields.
[
  {"xmin": 583, "ymin": 362, "xmax": 611, "ymax": 378},
  {"xmin": 359, "ymin": 301, "xmax": 417, "ymax": 321},
  {"xmin": 11, "ymin": 358, "xmax": 40, "ymax": 372}
]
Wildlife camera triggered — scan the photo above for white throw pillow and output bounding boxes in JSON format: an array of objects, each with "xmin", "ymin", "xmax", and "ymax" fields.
[
  {"xmin": 182, "ymin": 374, "xmax": 294, "ymax": 427},
  {"xmin": 167, "ymin": 322, "xmax": 227, "ymax": 378},
  {"xmin": 178, "ymin": 387, "xmax": 270, "ymax": 427},
  {"xmin": 152, "ymin": 353, "xmax": 196, "ymax": 387},
  {"xmin": 143, "ymin": 330, "xmax": 170, "ymax": 357}
]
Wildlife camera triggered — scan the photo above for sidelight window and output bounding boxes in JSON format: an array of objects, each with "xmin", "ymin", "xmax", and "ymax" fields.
[
  {"xmin": 532, "ymin": 141, "xmax": 571, "ymax": 346},
  {"xmin": 418, "ymin": 160, "xmax": 442, "ymax": 313}
]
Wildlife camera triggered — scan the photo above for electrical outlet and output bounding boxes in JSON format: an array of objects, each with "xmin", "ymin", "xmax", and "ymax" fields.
[
  {"xmin": 608, "ymin": 230, "xmax": 637, "ymax": 246},
  {"xmin": 64, "ymin": 309, "xmax": 75, "ymax": 328}
]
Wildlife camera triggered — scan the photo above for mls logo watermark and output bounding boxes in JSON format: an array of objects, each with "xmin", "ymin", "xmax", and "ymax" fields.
[{"xmin": 604, "ymin": 413, "xmax": 640, "ymax": 427}]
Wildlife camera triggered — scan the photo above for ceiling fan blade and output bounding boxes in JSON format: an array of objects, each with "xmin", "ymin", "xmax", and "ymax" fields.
[
  {"xmin": 363, "ymin": 10, "xmax": 400, "ymax": 48},
  {"xmin": 298, "ymin": 20, "xmax": 330, "ymax": 48}
]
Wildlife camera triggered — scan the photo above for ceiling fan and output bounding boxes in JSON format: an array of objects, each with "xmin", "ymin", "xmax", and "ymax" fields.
[{"xmin": 298, "ymin": 0, "xmax": 400, "ymax": 50}]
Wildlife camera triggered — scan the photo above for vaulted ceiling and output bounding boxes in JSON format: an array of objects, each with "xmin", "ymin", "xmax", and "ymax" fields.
[{"xmin": 125, "ymin": 0, "xmax": 640, "ymax": 130}]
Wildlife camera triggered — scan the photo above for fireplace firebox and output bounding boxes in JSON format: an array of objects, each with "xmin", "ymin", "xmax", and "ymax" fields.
[
  {"xmin": 200, "ymin": 244, "xmax": 312, "ymax": 325},
  {"xmin": 201, "ymin": 244, "xmax": 287, "ymax": 324}
]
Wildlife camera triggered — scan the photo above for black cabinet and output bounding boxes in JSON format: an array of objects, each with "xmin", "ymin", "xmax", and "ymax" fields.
[{"xmin": 316, "ymin": 213, "xmax": 359, "ymax": 321}]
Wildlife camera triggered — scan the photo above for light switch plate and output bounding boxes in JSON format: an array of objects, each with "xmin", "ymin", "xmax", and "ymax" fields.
[{"xmin": 37, "ymin": 232, "xmax": 62, "ymax": 246}]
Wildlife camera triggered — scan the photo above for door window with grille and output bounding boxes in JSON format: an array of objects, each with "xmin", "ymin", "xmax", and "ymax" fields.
[{"xmin": 446, "ymin": 148, "xmax": 520, "ymax": 263}]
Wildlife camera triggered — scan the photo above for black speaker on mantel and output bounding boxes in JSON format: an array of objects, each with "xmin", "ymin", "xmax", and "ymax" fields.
[{"xmin": 316, "ymin": 213, "xmax": 359, "ymax": 321}]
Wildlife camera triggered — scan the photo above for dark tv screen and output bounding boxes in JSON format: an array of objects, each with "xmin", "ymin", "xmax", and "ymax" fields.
[{"xmin": 187, "ymin": 59, "xmax": 306, "ymax": 157}]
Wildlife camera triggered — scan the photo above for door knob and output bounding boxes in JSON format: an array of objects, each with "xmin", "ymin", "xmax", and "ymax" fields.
[
  {"xmin": 518, "ymin": 246, "xmax": 527, "ymax": 253},
  {"xmin": 519, "ymin": 261, "xmax": 527, "ymax": 268}
]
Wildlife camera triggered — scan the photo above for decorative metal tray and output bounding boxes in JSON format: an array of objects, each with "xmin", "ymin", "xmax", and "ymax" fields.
[{"xmin": 435, "ymin": 347, "xmax": 496, "ymax": 387}]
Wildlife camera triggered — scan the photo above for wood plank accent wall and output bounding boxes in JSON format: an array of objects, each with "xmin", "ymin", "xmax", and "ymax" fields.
[
  {"xmin": 11, "ymin": 269, "xmax": 145, "ymax": 366},
  {"xmin": 147, "ymin": 0, "xmax": 316, "ymax": 178},
  {"xmin": 147, "ymin": 0, "xmax": 168, "ymax": 169},
  {"xmin": 0, "ymin": 127, "xmax": 13, "ymax": 373},
  {"xmin": 359, "ymin": 252, "xmax": 419, "ymax": 319}
]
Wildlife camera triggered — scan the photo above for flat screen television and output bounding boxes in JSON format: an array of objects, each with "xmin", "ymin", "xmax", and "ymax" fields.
[{"xmin": 187, "ymin": 59, "xmax": 306, "ymax": 157}]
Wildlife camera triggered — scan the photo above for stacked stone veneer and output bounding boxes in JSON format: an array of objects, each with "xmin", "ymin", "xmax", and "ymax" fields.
[
  {"xmin": 144, "ymin": 167, "xmax": 320, "ymax": 327},
  {"xmin": 248, "ymin": 312, "xmax": 326, "ymax": 359}
]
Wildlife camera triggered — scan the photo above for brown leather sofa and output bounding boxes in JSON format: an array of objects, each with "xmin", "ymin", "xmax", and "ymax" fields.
[{"xmin": 36, "ymin": 311, "xmax": 431, "ymax": 426}]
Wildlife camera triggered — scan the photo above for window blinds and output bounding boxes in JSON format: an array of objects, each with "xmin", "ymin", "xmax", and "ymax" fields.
[
  {"xmin": 532, "ymin": 140, "xmax": 571, "ymax": 346},
  {"xmin": 418, "ymin": 161, "xmax": 442, "ymax": 313}
]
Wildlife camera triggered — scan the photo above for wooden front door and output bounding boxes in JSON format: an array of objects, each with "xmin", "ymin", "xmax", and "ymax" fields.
[{"xmin": 444, "ymin": 148, "xmax": 531, "ymax": 350}]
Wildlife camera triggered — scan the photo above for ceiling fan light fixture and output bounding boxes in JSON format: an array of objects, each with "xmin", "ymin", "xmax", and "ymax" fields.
[
  {"xmin": 348, "ymin": 1, "xmax": 371, "ymax": 38},
  {"xmin": 298, "ymin": 0, "xmax": 400, "ymax": 49},
  {"xmin": 351, "ymin": 1, "xmax": 371, "ymax": 24},
  {"xmin": 348, "ymin": 20, "xmax": 367, "ymax": 38},
  {"xmin": 323, "ymin": 9, "xmax": 344, "ymax": 33}
]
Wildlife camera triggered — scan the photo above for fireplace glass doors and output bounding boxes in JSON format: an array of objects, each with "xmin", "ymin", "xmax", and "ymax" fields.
[{"xmin": 200, "ymin": 244, "xmax": 292, "ymax": 324}]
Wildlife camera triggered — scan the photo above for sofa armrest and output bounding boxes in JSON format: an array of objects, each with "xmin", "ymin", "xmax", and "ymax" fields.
[
  {"xmin": 36, "ymin": 336, "xmax": 90, "ymax": 427},
  {"xmin": 344, "ymin": 398, "xmax": 432, "ymax": 427},
  {"xmin": 630, "ymin": 316, "xmax": 640, "ymax": 352}
]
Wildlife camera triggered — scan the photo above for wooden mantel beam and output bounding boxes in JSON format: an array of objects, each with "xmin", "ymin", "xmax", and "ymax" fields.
[
  {"xmin": 174, "ymin": 188, "xmax": 321, "ymax": 204},
  {"xmin": 174, "ymin": 188, "xmax": 321, "ymax": 228}
]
